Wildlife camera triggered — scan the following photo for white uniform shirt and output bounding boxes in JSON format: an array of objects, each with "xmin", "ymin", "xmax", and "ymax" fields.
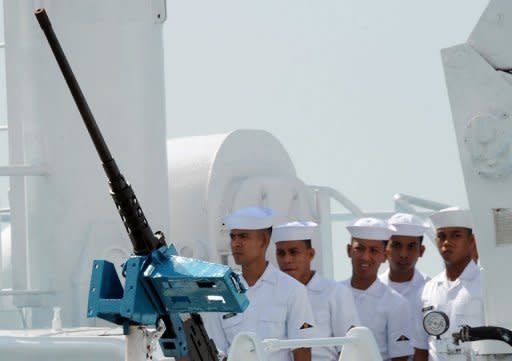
[
  {"xmin": 379, "ymin": 269, "xmax": 430, "ymax": 361},
  {"xmin": 412, "ymin": 261, "xmax": 484, "ymax": 361},
  {"xmin": 379, "ymin": 268, "xmax": 430, "ymax": 307},
  {"xmin": 341, "ymin": 278, "xmax": 413, "ymax": 361},
  {"xmin": 307, "ymin": 272, "xmax": 360, "ymax": 361},
  {"xmin": 204, "ymin": 263, "xmax": 317, "ymax": 361}
]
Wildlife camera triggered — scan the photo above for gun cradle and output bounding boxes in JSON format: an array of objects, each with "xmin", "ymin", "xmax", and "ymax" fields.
[{"xmin": 88, "ymin": 244, "xmax": 248, "ymax": 357}]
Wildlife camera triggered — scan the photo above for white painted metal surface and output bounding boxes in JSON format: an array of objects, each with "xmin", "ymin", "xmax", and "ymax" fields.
[
  {"xmin": 443, "ymin": 0, "xmax": 512, "ymax": 357},
  {"xmin": 227, "ymin": 327, "xmax": 381, "ymax": 361},
  {"xmin": 443, "ymin": 0, "xmax": 512, "ymax": 329},
  {"xmin": 0, "ymin": 327, "xmax": 125, "ymax": 361},
  {"xmin": 468, "ymin": 0, "xmax": 512, "ymax": 71},
  {"xmin": 2, "ymin": 0, "xmax": 169, "ymax": 329},
  {"xmin": 167, "ymin": 129, "xmax": 298, "ymax": 263},
  {"xmin": 125, "ymin": 325, "xmax": 166, "ymax": 361}
]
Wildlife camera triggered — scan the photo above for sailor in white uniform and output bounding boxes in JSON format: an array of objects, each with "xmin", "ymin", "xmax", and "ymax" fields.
[
  {"xmin": 341, "ymin": 217, "xmax": 413, "ymax": 361},
  {"xmin": 412, "ymin": 207, "xmax": 485, "ymax": 361},
  {"xmin": 273, "ymin": 221, "xmax": 360, "ymax": 361},
  {"xmin": 379, "ymin": 213, "xmax": 430, "ymax": 326},
  {"xmin": 379, "ymin": 213, "xmax": 430, "ymax": 302},
  {"xmin": 204, "ymin": 207, "xmax": 316, "ymax": 361}
]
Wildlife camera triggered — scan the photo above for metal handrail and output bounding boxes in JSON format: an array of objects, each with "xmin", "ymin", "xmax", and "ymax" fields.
[
  {"xmin": 393, "ymin": 193, "xmax": 450, "ymax": 212},
  {"xmin": 310, "ymin": 188, "xmax": 450, "ymax": 246},
  {"xmin": 310, "ymin": 185, "xmax": 364, "ymax": 217},
  {"xmin": 0, "ymin": 165, "xmax": 47, "ymax": 176},
  {"xmin": 0, "ymin": 289, "xmax": 55, "ymax": 296}
]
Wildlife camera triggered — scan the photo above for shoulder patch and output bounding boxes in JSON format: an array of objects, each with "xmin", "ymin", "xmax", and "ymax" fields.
[
  {"xmin": 422, "ymin": 305, "xmax": 434, "ymax": 313},
  {"xmin": 300, "ymin": 322, "xmax": 314, "ymax": 329},
  {"xmin": 222, "ymin": 312, "xmax": 237, "ymax": 320},
  {"xmin": 396, "ymin": 335, "xmax": 410, "ymax": 342}
]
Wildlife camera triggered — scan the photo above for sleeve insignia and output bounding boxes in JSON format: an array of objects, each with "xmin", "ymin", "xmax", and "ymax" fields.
[
  {"xmin": 396, "ymin": 335, "xmax": 410, "ymax": 342},
  {"xmin": 300, "ymin": 322, "xmax": 314, "ymax": 329}
]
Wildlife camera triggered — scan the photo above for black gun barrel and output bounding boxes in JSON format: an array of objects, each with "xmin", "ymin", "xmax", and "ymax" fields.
[{"xmin": 35, "ymin": 8, "xmax": 166, "ymax": 255}]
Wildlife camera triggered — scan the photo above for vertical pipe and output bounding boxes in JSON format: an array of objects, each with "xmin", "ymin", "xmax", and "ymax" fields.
[
  {"xmin": 125, "ymin": 326, "xmax": 148, "ymax": 361},
  {"xmin": 315, "ymin": 188, "xmax": 334, "ymax": 278}
]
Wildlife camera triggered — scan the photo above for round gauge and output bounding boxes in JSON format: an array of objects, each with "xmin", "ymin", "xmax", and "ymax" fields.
[{"xmin": 423, "ymin": 311, "xmax": 449, "ymax": 337}]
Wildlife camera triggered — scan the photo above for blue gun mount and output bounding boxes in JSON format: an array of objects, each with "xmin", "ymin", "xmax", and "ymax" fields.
[{"xmin": 88, "ymin": 244, "xmax": 249, "ymax": 358}]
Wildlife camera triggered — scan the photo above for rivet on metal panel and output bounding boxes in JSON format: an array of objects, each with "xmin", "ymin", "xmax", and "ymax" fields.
[{"xmin": 152, "ymin": 0, "xmax": 167, "ymax": 24}]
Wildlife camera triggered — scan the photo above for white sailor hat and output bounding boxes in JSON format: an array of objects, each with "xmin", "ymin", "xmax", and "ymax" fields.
[
  {"xmin": 223, "ymin": 207, "xmax": 274, "ymax": 230},
  {"xmin": 388, "ymin": 213, "xmax": 429, "ymax": 237},
  {"xmin": 346, "ymin": 217, "xmax": 396, "ymax": 241},
  {"xmin": 272, "ymin": 221, "xmax": 318, "ymax": 243},
  {"xmin": 429, "ymin": 206, "xmax": 473, "ymax": 230}
]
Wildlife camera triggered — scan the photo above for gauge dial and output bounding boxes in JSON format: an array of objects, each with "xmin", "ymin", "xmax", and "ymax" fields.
[{"xmin": 423, "ymin": 311, "xmax": 449, "ymax": 337}]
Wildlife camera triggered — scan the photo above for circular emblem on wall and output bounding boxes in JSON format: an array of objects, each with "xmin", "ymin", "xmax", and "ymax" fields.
[{"xmin": 464, "ymin": 112, "xmax": 512, "ymax": 178}]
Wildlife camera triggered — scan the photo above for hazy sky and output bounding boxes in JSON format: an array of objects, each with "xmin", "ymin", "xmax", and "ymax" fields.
[
  {"xmin": 0, "ymin": 1, "xmax": 490, "ymax": 278},
  {"xmin": 163, "ymin": 1, "xmax": 488, "ymax": 213},
  {"xmin": 162, "ymin": 1, "xmax": 490, "ymax": 277}
]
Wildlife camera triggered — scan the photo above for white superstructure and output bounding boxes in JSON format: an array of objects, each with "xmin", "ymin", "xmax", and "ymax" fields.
[
  {"xmin": 3, "ymin": 0, "xmax": 512, "ymax": 360},
  {"xmin": 443, "ymin": 0, "xmax": 512, "ymax": 356},
  {"xmin": 1, "ymin": 0, "xmax": 169, "ymax": 329}
]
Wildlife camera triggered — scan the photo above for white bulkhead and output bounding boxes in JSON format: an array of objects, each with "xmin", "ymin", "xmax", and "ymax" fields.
[
  {"xmin": 2, "ymin": 0, "xmax": 169, "ymax": 328},
  {"xmin": 443, "ymin": 0, "xmax": 512, "ymax": 355}
]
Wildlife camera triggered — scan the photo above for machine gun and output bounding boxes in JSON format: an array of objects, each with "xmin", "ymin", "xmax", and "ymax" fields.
[{"xmin": 34, "ymin": 8, "xmax": 248, "ymax": 360}]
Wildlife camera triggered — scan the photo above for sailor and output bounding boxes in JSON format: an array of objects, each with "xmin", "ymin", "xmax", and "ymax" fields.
[
  {"xmin": 379, "ymin": 213, "xmax": 431, "ymax": 313},
  {"xmin": 412, "ymin": 207, "xmax": 484, "ymax": 361},
  {"xmin": 204, "ymin": 206, "xmax": 316, "ymax": 361},
  {"xmin": 341, "ymin": 217, "xmax": 413, "ymax": 361},
  {"xmin": 273, "ymin": 221, "xmax": 360, "ymax": 361}
]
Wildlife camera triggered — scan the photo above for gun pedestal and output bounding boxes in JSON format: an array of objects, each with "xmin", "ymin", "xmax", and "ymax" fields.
[{"xmin": 126, "ymin": 323, "xmax": 166, "ymax": 361}]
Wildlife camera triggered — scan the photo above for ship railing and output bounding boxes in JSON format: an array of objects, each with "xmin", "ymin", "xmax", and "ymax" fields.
[
  {"xmin": 0, "ymin": 36, "xmax": 51, "ymax": 325},
  {"xmin": 227, "ymin": 327, "xmax": 381, "ymax": 361},
  {"xmin": 311, "ymin": 186, "xmax": 450, "ymax": 278}
]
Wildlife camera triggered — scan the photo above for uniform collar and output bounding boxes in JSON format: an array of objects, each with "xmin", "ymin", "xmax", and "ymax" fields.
[
  {"xmin": 411, "ymin": 269, "xmax": 428, "ymax": 286},
  {"xmin": 353, "ymin": 277, "xmax": 386, "ymax": 297},
  {"xmin": 381, "ymin": 268, "xmax": 425, "ymax": 286},
  {"xmin": 439, "ymin": 260, "xmax": 479, "ymax": 285},
  {"xmin": 258, "ymin": 262, "xmax": 279, "ymax": 285},
  {"xmin": 306, "ymin": 271, "xmax": 324, "ymax": 291},
  {"xmin": 458, "ymin": 260, "xmax": 480, "ymax": 281},
  {"xmin": 241, "ymin": 262, "xmax": 279, "ymax": 288}
]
